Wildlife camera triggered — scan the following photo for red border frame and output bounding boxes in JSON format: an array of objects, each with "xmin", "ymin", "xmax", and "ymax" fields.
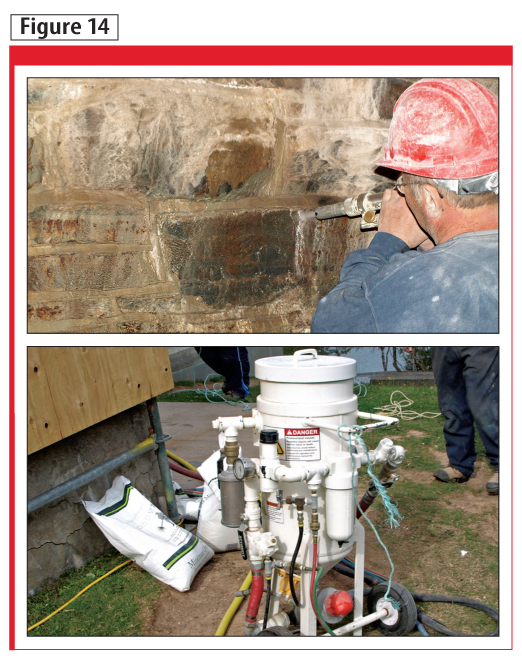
[
  {"xmin": 11, "ymin": 44, "xmax": 513, "ymax": 651},
  {"xmin": 8, "ymin": 44, "xmax": 514, "ymax": 67}
]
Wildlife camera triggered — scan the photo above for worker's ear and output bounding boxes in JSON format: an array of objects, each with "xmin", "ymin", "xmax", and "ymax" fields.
[{"xmin": 420, "ymin": 184, "xmax": 444, "ymax": 219}]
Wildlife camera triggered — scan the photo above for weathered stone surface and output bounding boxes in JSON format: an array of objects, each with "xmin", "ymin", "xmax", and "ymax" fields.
[
  {"xmin": 159, "ymin": 209, "xmax": 297, "ymax": 307},
  {"xmin": 28, "ymin": 206, "xmax": 149, "ymax": 246},
  {"xmin": 205, "ymin": 140, "xmax": 272, "ymax": 196},
  {"xmin": 26, "ymin": 77, "xmax": 498, "ymax": 333},
  {"xmin": 28, "ymin": 297, "xmax": 112, "ymax": 321},
  {"xmin": 115, "ymin": 313, "xmax": 307, "ymax": 334},
  {"xmin": 116, "ymin": 293, "xmax": 181, "ymax": 313},
  {"xmin": 372, "ymin": 78, "xmax": 417, "ymax": 120},
  {"xmin": 28, "ymin": 252, "xmax": 158, "ymax": 291},
  {"xmin": 28, "ymin": 78, "xmax": 279, "ymax": 197},
  {"xmin": 28, "ymin": 318, "xmax": 110, "ymax": 333},
  {"xmin": 28, "ymin": 137, "xmax": 44, "ymax": 189},
  {"xmin": 284, "ymin": 124, "xmax": 391, "ymax": 196}
]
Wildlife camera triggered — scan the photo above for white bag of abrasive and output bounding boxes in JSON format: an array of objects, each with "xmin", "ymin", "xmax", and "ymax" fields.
[
  {"xmin": 83, "ymin": 476, "xmax": 213, "ymax": 592},
  {"xmin": 196, "ymin": 481, "xmax": 240, "ymax": 553}
]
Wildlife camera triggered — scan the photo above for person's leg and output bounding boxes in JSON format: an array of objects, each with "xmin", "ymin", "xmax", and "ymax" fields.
[
  {"xmin": 197, "ymin": 347, "xmax": 228, "ymax": 381},
  {"xmin": 218, "ymin": 347, "xmax": 250, "ymax": 398},
  {"xmin": 432, "ymin": 347, "xmax": 476, "ymax": 478},
  {"xmin": 460, "ymin": 346, "xmax": 499, "ymax": 494},
  {"xmin": 238, "ymin": 347, "xmax": 250, "ymax": 395}
]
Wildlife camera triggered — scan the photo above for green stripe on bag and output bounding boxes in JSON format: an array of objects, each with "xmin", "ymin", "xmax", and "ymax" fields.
[
  {"xmin": 163, "ymin": 535, "xmax": 199, "ymax": 570},
  {"xmin": 97, "ymin": 482, "xmax": 133, "ymax": 516}
]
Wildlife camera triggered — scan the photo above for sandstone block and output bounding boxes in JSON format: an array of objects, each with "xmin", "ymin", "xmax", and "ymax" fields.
[
  {"xmin": 28, "ymin": 297, "xmax": 112, "ymax": 322},
  {"xmin": 28, "ymin": 252, "xmax": 158, "ymax": 291},
  {"xmin": 158, "ymin": 209, "xmax": 296, "ymax": 307},
  {"xmin": 28, "ymin": 205, "xmax": 149, "ymax": 246}
]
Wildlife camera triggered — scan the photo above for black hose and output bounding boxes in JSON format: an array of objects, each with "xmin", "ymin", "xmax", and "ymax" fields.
[
  {"xmin": 411, "ymin": 593, "xmax": 499, "ymax": 637},
  {"xmin": 333, "ymin": 563, "xmax": 380, "ymax": 587},
  {"xmin": 289, "ymin": 525, "xmax": 304, "ymax": 607},
  {"xmin": 262, "ymin": 578, "xmax": 271, "ymax": 630},
  {"xmin": 332, "ymin": 564, "xmax": 499, "ymax": 637}
]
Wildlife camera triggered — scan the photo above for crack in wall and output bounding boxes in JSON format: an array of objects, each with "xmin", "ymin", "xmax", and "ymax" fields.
[{"xmin": 28, "ymin": 521, "xmax": 91, "ymax": 551}]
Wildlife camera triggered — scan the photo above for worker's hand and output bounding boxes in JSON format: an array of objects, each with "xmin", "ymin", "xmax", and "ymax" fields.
[{"xmin": 378, "ymin": 188, "xmax": 430, "ymax": 248}]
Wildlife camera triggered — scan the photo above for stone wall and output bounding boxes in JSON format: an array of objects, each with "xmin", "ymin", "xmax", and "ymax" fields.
[
  {"xmin": 27, "ymin": 77, "xmax": 498, "ymax": 333},
  {"xmin": 27, "ymin": 403, "xmax": 164, "ymax": 594}
]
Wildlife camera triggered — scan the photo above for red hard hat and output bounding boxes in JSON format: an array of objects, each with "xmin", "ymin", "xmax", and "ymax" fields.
[{"xmin": 376, "ymin": 79, "xmax": 498, "ymax": 179}]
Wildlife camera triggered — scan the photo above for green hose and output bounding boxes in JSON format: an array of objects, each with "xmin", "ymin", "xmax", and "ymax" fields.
[{"xmin": 312, "ymin": 566, "xmax": 338, "ymax": 637}]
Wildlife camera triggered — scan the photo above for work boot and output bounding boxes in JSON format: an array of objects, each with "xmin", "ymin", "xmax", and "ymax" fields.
[
  {"xmin": 433, "ymin": 465, "xmax": 470, "ymax": 483},
  {"xmin": 225, "ymin": 390, "xmax": 245, "ymax": 401},
  {"xmin": 486, "ymin": 470, "xmax": 499, "ymax": 495}
]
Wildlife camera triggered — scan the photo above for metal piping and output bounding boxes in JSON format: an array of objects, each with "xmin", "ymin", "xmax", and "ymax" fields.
[
  {"xmin": 304, "ymin": 411, "xmax": 399, "ymax": 433},
  {"xmin": 28, "ymin": 437, "xmax": 156, "ymax": 515},
  {"xmin": 146, "ymin": 397, "xmax": 179, "ymax": 522}
]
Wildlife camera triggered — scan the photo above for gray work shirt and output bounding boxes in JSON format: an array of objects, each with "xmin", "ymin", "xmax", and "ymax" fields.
[{"xmin": 311, "ymin": 230, "xmax": 498, "ymax": 333}]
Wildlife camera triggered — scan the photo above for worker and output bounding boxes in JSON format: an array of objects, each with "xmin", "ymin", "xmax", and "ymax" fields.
[
  {"xmin": 195, "ymin": 347, "xmax": 250, "ymax": 399},
  {"xmin": 404, "ymin": 347, "xmax": 499, "ymax": 495},
  {"xmin": 311, "ymin": 79, "xmax": 498, "ymax": 333}
]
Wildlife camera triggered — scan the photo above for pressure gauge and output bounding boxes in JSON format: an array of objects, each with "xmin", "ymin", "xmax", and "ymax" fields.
[{"xmin": 233, "ymin": 457, "xmax": 256, "ymax": 481}]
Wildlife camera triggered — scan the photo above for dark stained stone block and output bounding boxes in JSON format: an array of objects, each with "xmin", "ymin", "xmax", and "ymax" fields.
[{"xmin": 159, "ymin": 209, "xmax": 298, "ymax": 307}]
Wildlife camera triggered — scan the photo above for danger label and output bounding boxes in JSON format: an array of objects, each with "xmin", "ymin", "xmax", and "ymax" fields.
[
  {"xmin": 265, "ymin": 500, "xmax": 284, "ymax": 524},
  {"xmin": 284, "ymin": 428, "xmax": 321, "ymax": 461}
]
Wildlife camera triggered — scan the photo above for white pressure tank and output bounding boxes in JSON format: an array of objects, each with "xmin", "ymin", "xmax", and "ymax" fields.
[{"xmin": 253, "ymin": 349, "xmax": 359, "ymax": 571}]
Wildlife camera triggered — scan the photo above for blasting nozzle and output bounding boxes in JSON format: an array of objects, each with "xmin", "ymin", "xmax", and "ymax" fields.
[{"xmin": 303, "ymin": 191, "xmax": 384, "ymax": 230}]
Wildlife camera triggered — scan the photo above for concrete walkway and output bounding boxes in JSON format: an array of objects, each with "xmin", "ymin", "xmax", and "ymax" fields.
[{"xmin": 158, "ymin": 401, "xmax": 259, "ymax": 490}]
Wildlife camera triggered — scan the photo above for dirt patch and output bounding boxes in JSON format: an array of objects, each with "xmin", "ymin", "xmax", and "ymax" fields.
[
  {"xmin": 143, "ymin": 550, "xmax": 255, "ymax": 637},
  {"xmin": 397, "ymin": 467, "xmax": 437, "ymax": 484},
  {"xmin": 404, "ymin": 429, "xmax": 429, "ymax": 438}
]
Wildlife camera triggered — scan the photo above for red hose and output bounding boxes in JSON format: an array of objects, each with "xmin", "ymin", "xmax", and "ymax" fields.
[
  {"xmin": 244, "ymin": 568, "xmax": 264, "ymax": 628},
  {"xmin": 356, "ymin": 490, "xmax": 376, "ymax": 519},
  {"xmin": 167, "ymin": 459, "xmax": 204, "ymax": 482}
]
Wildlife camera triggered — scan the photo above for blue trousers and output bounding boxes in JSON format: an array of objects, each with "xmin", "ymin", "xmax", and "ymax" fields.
[
  {"xmin": 196, "ymin": 347, "xmax": 250, "ymax": 398},
  {"xmin": 432, "ymin": 347, "xmax": 498, "ymax": 477}
]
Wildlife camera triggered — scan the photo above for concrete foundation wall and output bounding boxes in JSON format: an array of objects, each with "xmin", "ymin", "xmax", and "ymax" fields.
[
  {"xmin": 27, "ymin": 403, "xmax": 163, "ymax": 594},
  {"xmin": 28, "ymin": 77, "xmax": 498, "ymax": 333}
]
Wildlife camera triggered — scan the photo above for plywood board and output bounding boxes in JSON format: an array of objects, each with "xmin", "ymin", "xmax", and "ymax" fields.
[{"xmin": 27, "ymin": 347, "xmax": 174, "ymax": 454}]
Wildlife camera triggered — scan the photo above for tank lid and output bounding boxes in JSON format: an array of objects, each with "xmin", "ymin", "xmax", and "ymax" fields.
[{"xmin": 255, "ymin": 349, "xmax": 356, "ymax": 383}]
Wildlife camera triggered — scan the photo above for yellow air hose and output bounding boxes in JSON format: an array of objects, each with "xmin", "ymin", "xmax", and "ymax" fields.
[
  {"xmin": 166, "ymin": 450, "xmax": 199, "ymax": 473},
  {"xmin": 28, "ymin": 559, "xmax": 132, "ymax": 632},
  {"xmin": 215, "ymin": 572, "xmax": 252, "ymax": 636}
]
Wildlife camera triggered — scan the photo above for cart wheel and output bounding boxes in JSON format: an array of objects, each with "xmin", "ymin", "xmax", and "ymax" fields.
[
  {"xmin": 367, "ymin": 581, "xmax": 417, "ymax": 636},
  {"xmin": 258, "ymin": 626, "xmax": 295, "ymax": 636}
]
